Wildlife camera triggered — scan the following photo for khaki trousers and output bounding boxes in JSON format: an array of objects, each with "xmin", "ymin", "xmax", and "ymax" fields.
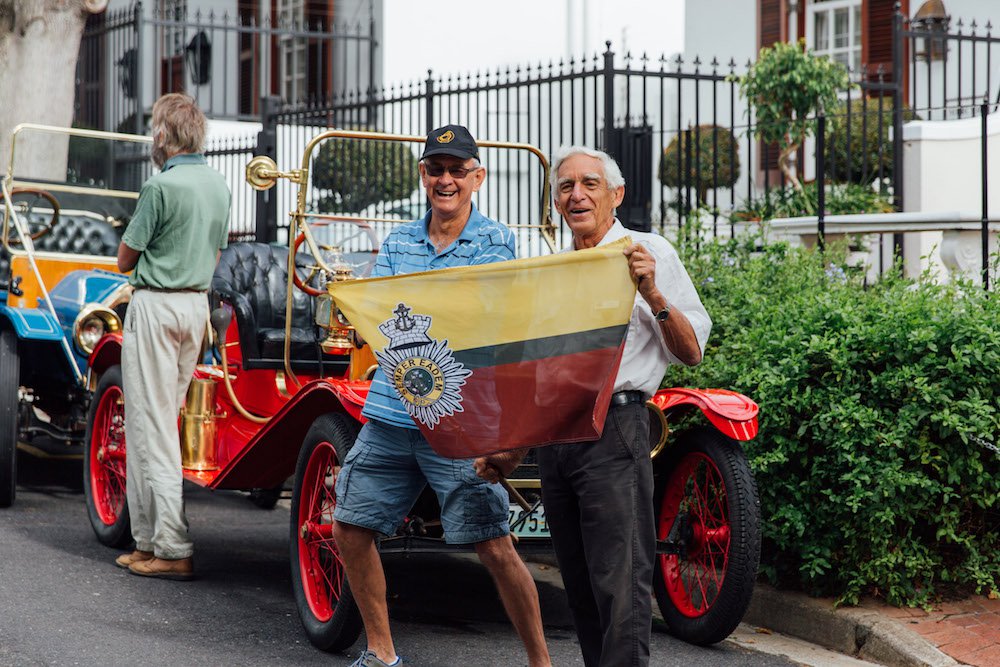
[{"xmin": 122, "ymin": 289, "xmax": 207, "ymax": 559}]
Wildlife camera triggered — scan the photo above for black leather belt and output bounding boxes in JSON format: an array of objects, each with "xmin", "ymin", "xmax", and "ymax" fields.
[
  {"xmin": 610, "ymin": 390, "xmax": 646, "ymax": 407},
  {"xmin": 135, "ymin": 286, "xmax": 206, "ymax": 293}
]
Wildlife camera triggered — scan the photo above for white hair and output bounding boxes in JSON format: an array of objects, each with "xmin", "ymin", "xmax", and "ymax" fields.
[{"xmin": 550, "ymin": 145, "xmax": 625, "ymax": 193}]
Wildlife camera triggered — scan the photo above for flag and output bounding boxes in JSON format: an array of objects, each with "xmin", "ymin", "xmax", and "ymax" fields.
[{"xmin": 328, "ymin": 237, "xmax": 636, "ymax": 458}]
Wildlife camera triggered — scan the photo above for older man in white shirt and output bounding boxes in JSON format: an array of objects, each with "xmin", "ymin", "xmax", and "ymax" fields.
[{"xmin": 536, "ymin": 145, "xmax": 711, "ymax": 667}]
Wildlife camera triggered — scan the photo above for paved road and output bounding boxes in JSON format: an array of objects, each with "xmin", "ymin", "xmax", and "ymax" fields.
[{"xmin": 0, "ymin": 453, "xmax": 795, "ymax": 667}]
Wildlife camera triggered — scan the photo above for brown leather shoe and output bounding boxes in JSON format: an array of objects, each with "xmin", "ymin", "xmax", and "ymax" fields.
[
  {"xmin": 115, "ymin": 550, "xmax": 153, "ymax": 570},
  {"xmin": 128, "ymin": 556, "xmax": 195, "ymax": 581}
]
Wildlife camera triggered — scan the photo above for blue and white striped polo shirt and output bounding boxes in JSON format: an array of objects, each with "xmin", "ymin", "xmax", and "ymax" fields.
[{"xmin": 361, "ymin": 203, "xmax": 516, "ymax": 429}]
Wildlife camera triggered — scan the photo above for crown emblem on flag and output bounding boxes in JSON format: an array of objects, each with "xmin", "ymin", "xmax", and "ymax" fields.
[{"xmin": 379, "ymin": 303, "xmax": 433, "ymax": 350}]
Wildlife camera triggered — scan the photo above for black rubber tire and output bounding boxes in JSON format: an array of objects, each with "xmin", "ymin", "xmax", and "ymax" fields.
[
  {"xmin": 289, "ymin": 412, "xmax": 363, "ymax": 652},
  {"xmin": 0, "ymin": 329, "xmax": 18, "ymax": 508},
  {"xmin": 653, "ymin": 426, "xmax": 761, "ymax": 646},
  {"xmin": 83, "ymin": 365, "xmax": 132, "ymax": 547}
]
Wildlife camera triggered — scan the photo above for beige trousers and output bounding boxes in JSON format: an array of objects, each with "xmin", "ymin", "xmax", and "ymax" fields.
[{"xmin": 122, "ymin": 289, "xmax": 207, "ymax": 560}]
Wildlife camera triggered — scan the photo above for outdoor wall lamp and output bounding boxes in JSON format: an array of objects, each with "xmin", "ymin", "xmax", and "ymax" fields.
[
  {"xmin": 185, "ymin": 31, "xmax": 212, "ymax": 86},
  {"xmin": 117, "ymin": 48, "xmax": 137, "ymax": 99},
  {"xmin": 912, "ymin": 0, "xmax": 950, "ymax": 62}
]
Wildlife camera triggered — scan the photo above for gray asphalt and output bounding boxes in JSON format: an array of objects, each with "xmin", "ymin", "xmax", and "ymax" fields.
[{"xmin": 0, "ymin": 453, "xmax": 796, "ymax": 666}]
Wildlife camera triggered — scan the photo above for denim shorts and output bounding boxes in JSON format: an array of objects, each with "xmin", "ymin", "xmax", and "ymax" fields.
[{"xmin": 333, "ymin": 419, "xmax": 510, "ymax": 544}]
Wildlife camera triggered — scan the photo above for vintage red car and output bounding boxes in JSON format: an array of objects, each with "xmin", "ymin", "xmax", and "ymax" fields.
[{"xmin": 82, "ymin": 130, "xmax": 761, "ymax": 651}]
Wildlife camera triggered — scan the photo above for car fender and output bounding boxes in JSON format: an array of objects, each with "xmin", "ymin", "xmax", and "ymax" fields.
[
  {"xmin": 88, "ymin": 333, "xmax": 123, "ymax": 376},
  {"xmin": 0, "ymin": 305, "xmax": 63, "ymax": 341},
  {"xmin": 210, "ymin": 378, "xmax": 369, "ymax": 490},
  {"xmin": 650, "ymin": 387, "xmax": 759, "ymax": 442}
]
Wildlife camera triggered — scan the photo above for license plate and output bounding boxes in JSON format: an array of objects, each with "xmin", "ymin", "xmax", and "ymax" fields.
[{"xmin": 508, "ymin": 503, "xmax": 550, "ymax": 538}]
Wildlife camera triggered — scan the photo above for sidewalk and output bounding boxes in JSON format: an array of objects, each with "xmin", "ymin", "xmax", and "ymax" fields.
[{"xmin": 746, "ymin": 584, "xmax": 1000, "ymax": 667}]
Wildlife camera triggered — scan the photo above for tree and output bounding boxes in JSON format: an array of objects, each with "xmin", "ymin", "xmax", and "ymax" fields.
[
  {"xmin": 658, "ymin": 124, "xmax": 741, "ymax": 206},
  {"xmin": 0, "ymin": 0, "xmax": 108, "ymax": 180},
  {"xmin": 735, "ymin": 40, "xmax": 850, "ymax": 190},
  {"xmin": 823, "ymin": 98, "xmax": 917, "ymax": 186},
  {"xmin": 311, "ymin": 137, "xmax": 419, "ymax": 214}
]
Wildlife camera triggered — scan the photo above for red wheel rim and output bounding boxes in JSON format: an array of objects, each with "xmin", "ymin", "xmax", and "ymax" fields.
[
  {"xmin": 657, "ymin": 452, "xmax": 732, "ymax": 618},
  {"xmin": 89, "ymin": 386, "xmax": 126, "ymax": 526},
  {"xmin": 296, "ymin": 441, "xmax": 345, "ymax": 622}
]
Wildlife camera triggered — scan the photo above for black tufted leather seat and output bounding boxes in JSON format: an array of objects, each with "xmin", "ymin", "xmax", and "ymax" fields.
[
  {"xmin": 210, "ymin": 242, "xmax": 349, "ymax": 374},
  {"xmin": 0, "ymin": 213, "xmax": 122, "ymax": 286},
  {"xmin": 33, "ymin": 215, "xmax": 121, "ymax": 256}
]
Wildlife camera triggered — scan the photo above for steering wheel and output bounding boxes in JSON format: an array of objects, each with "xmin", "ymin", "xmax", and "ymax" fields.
[
  {"xmin": 2, "ymin": 187, "xmax": 60, "ymax": 243},
  {"xmin": 291, "ymin": 226, "xmax": 379, "ymax": 296}
]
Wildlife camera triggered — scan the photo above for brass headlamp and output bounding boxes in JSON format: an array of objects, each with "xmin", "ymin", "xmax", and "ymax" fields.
[
  {"xmin": 314, "ymin": 260, "xmax": 357, "ymax": 355},
  {"xmin": 72, "ymin": 304, "xmax": 122, "ymax": 355}
]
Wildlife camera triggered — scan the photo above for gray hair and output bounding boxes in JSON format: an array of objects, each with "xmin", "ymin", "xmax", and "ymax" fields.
[{"xmin": 550, "ymin": 145, "xmax": 625, "ymax": 194}]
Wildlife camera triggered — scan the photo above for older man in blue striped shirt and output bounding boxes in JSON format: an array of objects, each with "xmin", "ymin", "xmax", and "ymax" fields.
[{"xmin": 333, "ymin": 125, "xmax": 551, "ymax": 667}]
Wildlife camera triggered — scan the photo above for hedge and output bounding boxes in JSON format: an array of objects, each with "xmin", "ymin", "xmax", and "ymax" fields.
[{"xmin": 667, "ymin": 233, "xmax": 1000, "ymax": 606}]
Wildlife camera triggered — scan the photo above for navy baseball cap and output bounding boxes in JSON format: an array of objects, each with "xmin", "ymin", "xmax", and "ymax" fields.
[{"xmin": 421, "ymin": 124, "xmax": 479, "ymax": 161}]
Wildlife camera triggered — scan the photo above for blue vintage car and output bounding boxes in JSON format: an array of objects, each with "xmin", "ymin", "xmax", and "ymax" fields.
[{"xmin": 0, "ymin": 124, "xmax": 149, "ymax": 507}]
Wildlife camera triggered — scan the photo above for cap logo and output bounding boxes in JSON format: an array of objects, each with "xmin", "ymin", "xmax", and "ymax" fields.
[{"xmin": 436, "ymin": 130, "xmax": 455, "ymax": 144}]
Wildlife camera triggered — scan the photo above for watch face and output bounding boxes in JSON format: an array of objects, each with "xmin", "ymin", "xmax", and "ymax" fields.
[{"xmin": 655, "ymin": 307, "xmax": 671, "ymax": 321}]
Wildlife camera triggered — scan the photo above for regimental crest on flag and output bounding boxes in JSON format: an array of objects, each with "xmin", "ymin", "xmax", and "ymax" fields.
[{"xmin": 376, "ymin": 303, "xmax": 472, "ymax": 428}]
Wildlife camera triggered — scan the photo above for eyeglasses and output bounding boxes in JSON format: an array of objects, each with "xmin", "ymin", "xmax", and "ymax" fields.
[{"xmin": 423, "ymin": 163, "xmax": 480, "ymax": 179}]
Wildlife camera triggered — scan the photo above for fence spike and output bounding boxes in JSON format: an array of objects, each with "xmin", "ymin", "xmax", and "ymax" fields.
[
  {"xmin": 971, "ymin": 19, "xmax": 978, "ymax": 32},
  {"xmin": 987, "ymin": 20, "xmax": 993, "ymax": 33},
  {"xmin": 728, "ymin": 57, "xmax": 737, "ymax": 72},
  {"xmin": 710, "ymin": 56, "xmax": 719, "ymax": 72}
]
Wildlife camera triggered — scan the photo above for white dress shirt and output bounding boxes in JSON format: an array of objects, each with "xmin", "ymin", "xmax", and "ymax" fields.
[{"xmin": 566, "ymin": 220, "xmax": 712, "ymax": 398}]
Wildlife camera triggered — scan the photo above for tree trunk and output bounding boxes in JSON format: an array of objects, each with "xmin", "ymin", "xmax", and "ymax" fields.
[
  {"xmin": 778, "ymin": 141, "xmax": 801, "ymax": 191},
  {"xmin": 0, "ymin": 1, "xmax": 104, "ymax": 182}
]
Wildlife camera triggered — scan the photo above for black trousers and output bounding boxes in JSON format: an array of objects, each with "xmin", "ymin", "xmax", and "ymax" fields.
[{"xmin": 537, "ymin": 402, "xmax": 654, "ymax": 667}]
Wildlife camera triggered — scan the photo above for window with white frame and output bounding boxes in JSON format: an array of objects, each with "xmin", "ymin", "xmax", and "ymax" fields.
[
  {"xmin": 806, "ymin": 0, "xmax": 862, "ymax": 73},
  {"xmin": 278, "ymin": 0, "xmax": 308, "ymax": 103}
]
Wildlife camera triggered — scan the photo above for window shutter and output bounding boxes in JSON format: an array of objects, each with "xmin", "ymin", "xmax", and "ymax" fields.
[
  {"xmin": 759, "ymin": 0, "xmax": 784, "ymax": 49},
  {"xmin": 863, "ymin": 0, "xmax": 909, "ymax": 82},
  {"xmin": 758, "ymin": 0, "xmax": 784, "ymax": 172}
]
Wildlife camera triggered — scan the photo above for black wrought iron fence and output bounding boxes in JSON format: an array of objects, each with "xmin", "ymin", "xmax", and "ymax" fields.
[
  {"xmin": 70, "ymin": 3, "xmax": 997, "ymax": 274},
  {"xmin": 75, "ymin": 2, "xmax": 377, "ymax": 133}
]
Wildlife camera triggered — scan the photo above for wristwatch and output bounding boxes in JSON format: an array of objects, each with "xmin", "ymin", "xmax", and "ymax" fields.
[{"xmin": 654, "ymin": 304, "xmax": 672, "ymax": 322}]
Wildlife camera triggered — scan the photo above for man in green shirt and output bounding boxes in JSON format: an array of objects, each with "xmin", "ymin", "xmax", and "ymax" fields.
[{"xmin": 113, "ymin": 93, "xmax": 230, "ymax": 580}]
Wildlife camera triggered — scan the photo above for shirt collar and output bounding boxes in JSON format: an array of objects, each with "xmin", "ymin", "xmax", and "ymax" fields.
[
  {"xmin": 415, "ymin": 202, "xmax": 484, "ymax": 245},
  {"xmin": 161, "ymin": 153, "xmax": 207, "ymax": 172}
]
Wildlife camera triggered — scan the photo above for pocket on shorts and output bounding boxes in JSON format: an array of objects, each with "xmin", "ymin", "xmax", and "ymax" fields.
[
  {"xmin": 335, "ymin": 438, "xmax": 371, "ymax": 500},
  {"xmin": 448, "ymin": 459, "xmax": 506, "ymax": 528}
]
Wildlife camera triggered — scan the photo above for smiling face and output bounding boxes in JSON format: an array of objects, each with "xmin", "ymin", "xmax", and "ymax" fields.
[
  {"xmin": 419, "ymin": 155, "xmax": 485, "ymax": 223},
  {"xmin": 554, "ymin": 153, "xmax": 625, "ymax": 247}
]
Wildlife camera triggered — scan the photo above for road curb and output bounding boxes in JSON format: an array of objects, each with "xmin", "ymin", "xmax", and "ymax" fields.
[{"xmin": 744, "ymin": 584, "xmax": 960, "ymax": 667}]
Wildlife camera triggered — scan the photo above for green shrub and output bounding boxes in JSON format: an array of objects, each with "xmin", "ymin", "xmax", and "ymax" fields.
[
  {"xmin": 312, "ymin": 137, "xmax": 419, "ymax": 213},
  {"xmin": 732, "ymin": 182, "xmax": 894, "ymax": 221},
  {"xmin": 659, "ymin": 125, "xmax": 740, "ymax": 205},
  {"xmin": 668, "ymin": 234, "xmax": 1000, "ymax": 606},
  {"xmin": 823, "ymin": 98, "xmax": 917, "ymax": 185}
]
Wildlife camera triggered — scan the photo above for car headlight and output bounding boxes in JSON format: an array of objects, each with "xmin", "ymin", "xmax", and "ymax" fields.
[{"xmin": 73, "ymin": 304, "xmax": 121, "ymax": 356}]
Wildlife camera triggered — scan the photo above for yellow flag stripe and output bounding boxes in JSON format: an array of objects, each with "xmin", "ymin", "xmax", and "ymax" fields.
[{"xmin": 329, "ymin": 238, "xmax": 636, "ymax": 353}]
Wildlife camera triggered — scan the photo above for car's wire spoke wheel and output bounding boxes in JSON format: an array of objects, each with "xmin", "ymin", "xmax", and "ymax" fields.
[
  {"xmin": 654, "ymin": 426, "xmax": 760, "ymax": 646},
  {"xmin": 83, "ymin": 365, "xmax": 132, "ymax": 547},
  {"xmin": 289, "ymin": 413, "xmax": 362, "ymax": 652}
]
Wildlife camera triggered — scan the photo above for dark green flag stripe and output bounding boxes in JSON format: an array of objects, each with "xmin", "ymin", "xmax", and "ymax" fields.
[{"xmin": 451, "ymin": 324, "xmax": 628, "ymax": 370}]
